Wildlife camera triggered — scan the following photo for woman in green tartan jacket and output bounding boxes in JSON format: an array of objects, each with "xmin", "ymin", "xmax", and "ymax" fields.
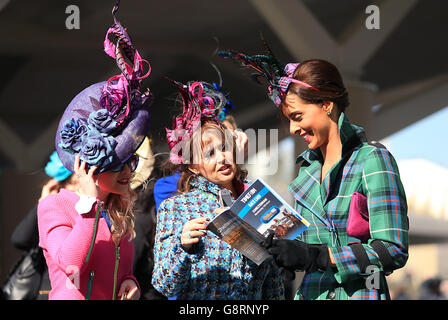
[
  {"xmin": 265, "ymin": 60, "xmax": 409, "ymax": 300},
  {"xmin": 219, "ymin": 51, "xmax": 409, "ymax": 299}
]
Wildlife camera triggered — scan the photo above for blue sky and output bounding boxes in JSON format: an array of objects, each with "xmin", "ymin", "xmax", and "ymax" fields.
[{"xmin": 381, "ymin": 106, "xmax": 448, "ymax": 168}]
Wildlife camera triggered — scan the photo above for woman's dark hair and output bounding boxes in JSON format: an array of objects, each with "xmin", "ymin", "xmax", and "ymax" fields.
[{"xmin": 282, "ymin": 59, "xmax": 349, "ymax": 113}]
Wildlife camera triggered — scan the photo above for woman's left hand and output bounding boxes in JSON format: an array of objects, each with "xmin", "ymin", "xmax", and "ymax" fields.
[
  {"xmin": 74, "ymin": 155, "xmax": 99, "ymax": 199},
  {"xmin": 181, "ymin": 217, "xmax": 208, "ymax": 250},
  {"xmin": 118, "ymin": 279, "xmax": 140, "ymax": 300}
]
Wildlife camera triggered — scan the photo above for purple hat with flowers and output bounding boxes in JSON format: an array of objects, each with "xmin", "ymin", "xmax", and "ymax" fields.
[{"xmin": 55, "ymin": 1, "xmax": 153, "ymax": 174}]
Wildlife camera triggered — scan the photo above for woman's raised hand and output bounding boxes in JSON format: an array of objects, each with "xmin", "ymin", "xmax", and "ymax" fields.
[
  {"xmin": 233, "ymin": 129, "xmax": 248, "ymax": 161},
  {"xmin": 74, "ymin": 155, "xmax": 99, "ymax": 199},
  {"xmin": 38, "ymin": 178, "xmax": 60, "ymax": 202}
]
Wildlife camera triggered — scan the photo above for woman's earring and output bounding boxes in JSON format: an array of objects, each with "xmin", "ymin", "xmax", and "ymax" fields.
[{"xmin": 327, "ymin": 111, "xmax": 331, "ymax": 116}]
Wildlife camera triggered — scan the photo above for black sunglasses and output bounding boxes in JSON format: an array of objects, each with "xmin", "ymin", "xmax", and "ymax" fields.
[{"xmin": 110, "ymin": 154, "xmax": 139, "ymax": 173}]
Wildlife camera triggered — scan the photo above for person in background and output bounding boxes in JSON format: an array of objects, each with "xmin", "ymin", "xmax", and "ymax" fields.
[
  {"xmin": 131, "ymin": 137, "xmax": 167, "ymax": 300},
  {"xmin": 37, "ymin": 2, "xmax": 152, "ymax": 300},
  {"xmin": 153, "ymin": 172, "xmax": 181, "ymax": 213},
  {"xmin": 419, "ymin": 277, "xmax": 447, "ymax": 300},
  {"xmin": 219, "ymin": 46, "xmax": 409, "ymax": 300},
  {"xmin": 6, "ymin": 151, "xmax": 78, "ymax": 300},
  {"xmin": 12, "ymin": 151, "xmax": 78, "ymax": 255}
]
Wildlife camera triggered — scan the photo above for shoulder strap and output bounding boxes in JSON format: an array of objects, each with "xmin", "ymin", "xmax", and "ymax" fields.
[
  {"xmin": 84, "ymin": 202, "xmax": 102, "ymax": 301},
  {"xmin": 370, "ymin": 240, "xmax": 395, "ymax": 275},
  {"xmin": 85, "ymin": 202, "xmax": 102, "ymax": 264}
]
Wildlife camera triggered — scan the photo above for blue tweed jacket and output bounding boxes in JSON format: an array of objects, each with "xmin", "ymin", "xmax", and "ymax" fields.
[{"xmin": 152, "ymin": 175, "xmax": 284, "ymax": 300}]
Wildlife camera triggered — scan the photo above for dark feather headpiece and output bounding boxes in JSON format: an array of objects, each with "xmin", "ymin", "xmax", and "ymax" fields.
[{"xmin": 218, "ymin": 39, "xmax": 318, "ymax": 106}]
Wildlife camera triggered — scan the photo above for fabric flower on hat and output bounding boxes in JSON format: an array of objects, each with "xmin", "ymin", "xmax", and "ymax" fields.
[
  {"xmin": 79, "ymin": 129, "xmax": 117, "ymax": 168},
  {"xmin": 59, "ymin": 118, "xmax": 88, "ymax": 153},
  {"xmin": 88, "ymin": 109, "xmax": 118, "ymax": 135}
]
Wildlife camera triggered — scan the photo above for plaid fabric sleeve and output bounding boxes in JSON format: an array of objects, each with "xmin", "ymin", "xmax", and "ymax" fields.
[
  {"xmin": 330, "ymin": 147, "xmax": 409, "ymax": 284},
  {"xmin": 151, "ymin": 198, "xmax": 201, "ymax": 297}
]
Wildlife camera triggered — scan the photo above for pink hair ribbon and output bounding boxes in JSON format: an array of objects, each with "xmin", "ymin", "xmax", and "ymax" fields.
[{"xmin": 290, "ymin": 78, "xmax": 320, "ymax": 91}]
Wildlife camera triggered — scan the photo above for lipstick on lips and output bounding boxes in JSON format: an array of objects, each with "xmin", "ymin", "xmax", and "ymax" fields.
[
  {"xmin": 300, "ymin": 131, "xmax": 312, "ymax": 143},
  {"xmin": 117, "ymin": 177, "xmax": 130, "ymax": 185},
  {"xmin": 303, "ymin": 134, "xmax": 311, "ymax": 143},
  {"xmin": 218, "ymin": 164, "xmax": 232, "ymax": 175}
]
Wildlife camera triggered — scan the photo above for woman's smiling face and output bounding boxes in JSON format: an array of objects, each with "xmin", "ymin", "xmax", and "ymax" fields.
[
  {"xmin": 282, "ymin": 92, "xmax": 333, "ymax": 150},
  {"xmin": 95, "ymin": 164, "xmax": 132, "ymax": 197}
]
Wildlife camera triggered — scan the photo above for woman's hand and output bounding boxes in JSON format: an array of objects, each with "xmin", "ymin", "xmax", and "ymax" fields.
[
  {"xmin": 39, "ymin": 178, "xmax": 60, "ymax": 202},
  {"xmin": 181, "ymin": 217, "xmax": 209, "ymax": 251},
  {"xmin": 233, "ymin": 129, "xmax": 248, "ymax": 160},
  {"xmin": 118, "ymin": 279, "xmax": 140, "ymax": 300},
  {"xmin": 73, "ymin": 155, "xmax": 99, "ymax": 198},
  {"xmin": 262, "ymin": 234, "xmax": 330, "ymax": 273}
]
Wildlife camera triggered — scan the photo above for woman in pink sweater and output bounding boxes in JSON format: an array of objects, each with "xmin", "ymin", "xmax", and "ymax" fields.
[
  {"xmin": 38, "ymin": 156, "xmax": 141, "ymax": 300},
  {"xmin": 37, "ymin": 1, "xmax": 153, "ymax": 300}
]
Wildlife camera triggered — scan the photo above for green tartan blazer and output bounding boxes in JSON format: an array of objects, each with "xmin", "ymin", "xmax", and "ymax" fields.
[{"xmin": 289, "ymin": 112, "xmax": 409, "ymax": 300}]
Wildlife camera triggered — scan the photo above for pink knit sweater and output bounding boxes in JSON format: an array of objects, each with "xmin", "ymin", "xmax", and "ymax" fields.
[{"xmin": 37, "ymin": 189, "xmax": 138, "ymax": 300}]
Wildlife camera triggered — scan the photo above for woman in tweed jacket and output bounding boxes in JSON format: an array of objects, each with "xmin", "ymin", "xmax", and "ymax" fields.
[
  {"xmin": 263, "ymin": 59, "xmax": 409, "ymax": 300},
  {"xmin": 152, "ymin": 121, "xmax": 284, "ymax": 299}
]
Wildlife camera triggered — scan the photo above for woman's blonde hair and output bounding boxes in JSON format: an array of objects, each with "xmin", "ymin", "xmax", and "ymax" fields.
[{"xmin": 106, "ymin": 186, "xmax": 137, "ymax": 245}]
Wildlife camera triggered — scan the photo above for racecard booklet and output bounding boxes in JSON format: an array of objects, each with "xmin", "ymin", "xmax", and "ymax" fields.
[{"xmin": 207, "ymin": 178, "xmax": 310, "ymax": 265}]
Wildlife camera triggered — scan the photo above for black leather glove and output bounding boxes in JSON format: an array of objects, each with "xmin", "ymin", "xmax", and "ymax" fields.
[{"xmin": 262, "ymin": 234, "xmax": 329, "ymax": 273}]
